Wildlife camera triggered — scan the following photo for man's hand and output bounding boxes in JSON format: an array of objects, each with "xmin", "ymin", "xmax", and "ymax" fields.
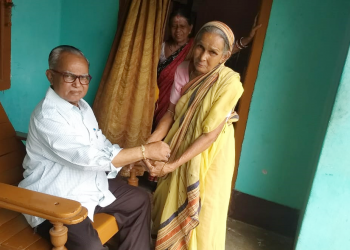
[{"xmin": 144, "ymin": 141, "xmax": 171, "ymax": 162}]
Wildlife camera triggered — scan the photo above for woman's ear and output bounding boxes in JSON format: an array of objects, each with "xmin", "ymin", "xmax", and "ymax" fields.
[
  {"xmin": 189, "ymin": 24, "xmax": 193, "ymax": 35},
  {"xmin": 220, "ymin": 51, "xmax": 232, "ymax": 63},
  {"xmin": 45, "ymin": 69, "xmax": 54, "ymax": 85}
]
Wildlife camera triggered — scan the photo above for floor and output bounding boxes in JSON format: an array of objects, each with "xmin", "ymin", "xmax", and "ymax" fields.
[
  {"xmin": 112, "ymin": 176, "xmax": 295, "ymax": 250},
  {"xmin": 225, "ymin": 218, "xmax": 294, "ymax": 250}
]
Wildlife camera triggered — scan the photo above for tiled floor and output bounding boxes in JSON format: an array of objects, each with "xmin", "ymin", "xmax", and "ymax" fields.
[{"xmin": 226, "ymin": 218, "xmax": 294, "ymax": 250}]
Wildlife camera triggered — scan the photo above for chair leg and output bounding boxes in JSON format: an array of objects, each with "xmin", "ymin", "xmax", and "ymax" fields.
[
  {"xmin": 49, "ymin": 221, "xmax": 68, "ymax": 250},
  {"xmin": 128, "ymin": 168, "xmax": 139, "ymax": 186}
]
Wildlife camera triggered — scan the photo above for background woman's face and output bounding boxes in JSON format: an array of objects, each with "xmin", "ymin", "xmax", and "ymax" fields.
[
  {"xmin": 193, "ymin": 32, "xmax": 226, "ymax": 75},
  {"xmin": 170, "ymin": 15, "xmax": 192, "ymax": 44}
]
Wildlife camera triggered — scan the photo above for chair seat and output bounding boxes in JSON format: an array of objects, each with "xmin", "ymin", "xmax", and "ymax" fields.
[
  {"xmin": 0, "ymin": 208, "xmax": 118, "ymax": 249},
  {"xmin": 92, "ymin": 213, "xmax": 119, "ymax": 245}
]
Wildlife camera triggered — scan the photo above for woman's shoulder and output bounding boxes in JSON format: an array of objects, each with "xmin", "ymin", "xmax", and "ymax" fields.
[
  {"xmin": 215, "ymin": 66, "xmax": 243, "ymax": 92},
  {"xmin": 177, "ymin": 60, "xmax": 190, "ymax": 71},
  {"xmin": 221, "ymin": 66, "xmax": 240, "ymax": 80},
  {"xmin": 175, "ymin": 61, "xmax": 190, "ymax": 85},
  {"xmin": 219, "ymin": 66, "xmax": 242, "ymax": 86}
]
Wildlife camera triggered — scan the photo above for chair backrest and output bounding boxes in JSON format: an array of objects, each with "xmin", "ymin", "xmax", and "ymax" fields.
[{"xmin": 0, "ymin": 103, "xmax": 26, "ymax": 185}]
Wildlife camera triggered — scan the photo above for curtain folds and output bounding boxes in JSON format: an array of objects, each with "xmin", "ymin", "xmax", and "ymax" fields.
[{"xmin": 93, "ymin": 0, "xmax": 170, "ymax": 148}]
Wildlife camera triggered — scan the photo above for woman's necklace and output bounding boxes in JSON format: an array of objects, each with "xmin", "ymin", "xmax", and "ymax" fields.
[
  {"xmin": 169, "ymin": 43, "xmax": 179, "ymax": 53},
  {"xmin": 169, "ymin": 40, "xmax": 188, "ymax": 53}
]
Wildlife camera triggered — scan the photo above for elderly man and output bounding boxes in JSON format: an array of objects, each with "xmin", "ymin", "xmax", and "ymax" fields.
[{"xmin": 18, "ymin": 45, "xmax": 170, "ymax": 250}]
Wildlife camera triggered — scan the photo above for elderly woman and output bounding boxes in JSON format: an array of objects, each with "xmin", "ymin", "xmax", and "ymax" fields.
[{"xmin": 146, "ymin": 21, "xmax": 244, "ymax": 250}]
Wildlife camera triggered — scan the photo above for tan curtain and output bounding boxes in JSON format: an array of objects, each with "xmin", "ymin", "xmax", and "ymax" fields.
[{"xmin": 93, "ymin": 0, "xmax": 170, "ymax": 148}]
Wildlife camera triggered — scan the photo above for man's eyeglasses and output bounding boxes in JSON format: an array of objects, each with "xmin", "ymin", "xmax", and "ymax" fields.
[{"xmin": 50, "ymin": 69, "xmax": 92, "ymax": 85}]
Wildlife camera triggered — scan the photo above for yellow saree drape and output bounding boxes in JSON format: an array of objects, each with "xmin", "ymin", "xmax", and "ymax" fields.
[
  {"xmin": 152, "ymin": 66, "xmax": 244, "ymax": 250},
  {"xmin": 93, "ymin": 0, "xmax": 170, "ymax": 147}
]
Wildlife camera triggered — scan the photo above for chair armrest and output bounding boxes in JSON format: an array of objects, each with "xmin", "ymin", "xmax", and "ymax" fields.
[
  {"xmin": 15, "ymin": 131, "xmax": 28, "ymax": 141},
  {"xmin": 0, "ymin": 183, "xmax": 87, "ymax": 225}
]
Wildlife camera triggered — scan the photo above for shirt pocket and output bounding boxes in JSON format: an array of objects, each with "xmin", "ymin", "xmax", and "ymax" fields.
[{"xmin": 91, "ymin": 128, "xmax": 106, "ymax": 150}]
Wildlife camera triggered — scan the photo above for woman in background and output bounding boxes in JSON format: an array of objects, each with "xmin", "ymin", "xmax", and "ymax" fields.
[
  {"xmin": 153, "ymin": 7, "xmax": 194, "ymax": 128},
  {"xmin": 148, "ymin": 7, "xmax": 194, "ymax": 186}
]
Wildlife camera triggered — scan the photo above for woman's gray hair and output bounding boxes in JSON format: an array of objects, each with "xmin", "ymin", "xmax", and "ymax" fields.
[
  {"xmin": 194, "ymin": 26, "xmax": 231, "ymax": 55},
  {"xmin": 48, "ymin": 45, "xmax": 89, "ymax": 69}
]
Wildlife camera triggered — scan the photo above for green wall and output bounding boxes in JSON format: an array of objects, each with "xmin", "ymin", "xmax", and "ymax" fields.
[
  {"xmin": 295, "ymin": 46, "xmax": 350, "ymax": 250},
  {"xmin": 0, "ymin": 0, "xmax": 119, "ymax": 132},
  {"xmin": 235, "ymin": 0, "xmax": 350, "ymax": 209},
  {"xmin": 4, "ymin": 0, "xmax": 350, "ymax": 214}
]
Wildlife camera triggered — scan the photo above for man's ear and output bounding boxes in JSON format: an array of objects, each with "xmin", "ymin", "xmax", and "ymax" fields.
[{"xmin": 46, "ymin": 69, "xmax": 53, "ymax": 85}]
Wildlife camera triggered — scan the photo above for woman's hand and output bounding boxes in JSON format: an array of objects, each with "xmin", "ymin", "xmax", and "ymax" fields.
[
  {"xmin": 144, "ymin": 160, "xmax": 176, "ymax": 177},
  {"xmin": 144, "ymin": 141, "xmax": 171, "ymax": 162},
  {"xmin": 248, "ymin": 15, "xmax": 262, "ymax": 39},
  {"xmin": 242, "ymin": 16, "xmax": 262, "ymax": 45},
  {"xmin": 232, "ymin": 16, "xmax": 262, "ymax": 54},
  {"xmin": 148, "ymin": 103, "xmax": 176, "ymax": 143},
  {"xmin": 146, "ymin": 134, "xmax": 159, "ymax": 144}
]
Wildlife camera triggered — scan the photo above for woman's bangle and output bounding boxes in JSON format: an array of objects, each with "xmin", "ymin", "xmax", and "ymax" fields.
[
  {"xmin": 239, "ymin": 37, "xmax": 248, "ymax": 48},
  {"xmin": 167, "ymin": 109, "xmax": 175, "ymax": 116},
  {"xmin": 140, "ymin": 145, "xmax": 146, "ymax": 160},
  {"xmin": 235, "ymin": 41, "xmax": 243, "ymax": 50}
]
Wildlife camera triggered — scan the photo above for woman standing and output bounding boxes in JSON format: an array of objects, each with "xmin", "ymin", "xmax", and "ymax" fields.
[
  {"xmin": 148, "ymin": 7, "xmax": 194, "ymax": 186},
  {"xmin": 147, "ymin": 21, "xmax": 244, "ymax": 250},
  {"xmin": 153, "ymin": 8, "xmax": 194, "ymax": 128}
]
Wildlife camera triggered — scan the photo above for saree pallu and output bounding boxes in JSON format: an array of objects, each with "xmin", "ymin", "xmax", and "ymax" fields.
[
  {"xmin": 152, "ymin": 66, "xmax": 244, "ymax": 250},
  {"xmin": 153, "ymin": 39, "xmax": 194, "ymax": 127}
]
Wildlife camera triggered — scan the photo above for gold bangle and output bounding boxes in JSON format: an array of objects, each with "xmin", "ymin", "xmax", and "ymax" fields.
[
  {"xmin": 141, "ymin": 145, "xmax": 146, "ymax": 160},
  {"xmin": 160, "ymin": 162, "xmax": 167, "ymax": 177}
]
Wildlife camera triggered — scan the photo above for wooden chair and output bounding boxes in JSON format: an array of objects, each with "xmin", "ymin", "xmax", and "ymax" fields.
[{"xmin": 0, "ymin": 102, "xmax": 140, "ymax": 249}]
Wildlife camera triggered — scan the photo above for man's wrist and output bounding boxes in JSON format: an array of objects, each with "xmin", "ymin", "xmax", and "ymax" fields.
[{"xmin": 140, "ymin": 144, "xmax": 147, "ymax": 160}]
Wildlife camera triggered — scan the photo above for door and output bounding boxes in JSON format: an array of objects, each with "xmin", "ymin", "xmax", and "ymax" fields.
[{"xmin": 0, "ymin": 0, "xmax": 12, "ymax": 90}]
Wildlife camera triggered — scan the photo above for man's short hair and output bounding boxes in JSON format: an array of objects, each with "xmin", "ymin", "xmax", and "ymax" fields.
[{"xmin": 48, "ymin": 45, "xmax": 90, "ymax": 69}]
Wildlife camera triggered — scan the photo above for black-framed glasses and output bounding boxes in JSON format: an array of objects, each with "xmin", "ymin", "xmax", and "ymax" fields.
[{"xmin": 50, "ymin": 69, "xmax": 92, "ymax": 85}]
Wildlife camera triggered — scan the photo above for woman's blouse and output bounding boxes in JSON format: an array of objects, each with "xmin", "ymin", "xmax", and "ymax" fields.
[
  {"xmin": 159, "ymin": 42, "xmax": 166, "ymax": 63},
  {"xmin": 170, "ymin": 61, "xmax": 190, "ymax": 105}
]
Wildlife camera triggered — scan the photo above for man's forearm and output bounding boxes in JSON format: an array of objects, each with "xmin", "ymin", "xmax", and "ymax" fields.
[
  {"xmin": 111, "ymin": 147, "xmax": 144, "ymax": 168},
  {"xmin": 111, "ymin": 141, "xmax": 171, "ymax": 167}
]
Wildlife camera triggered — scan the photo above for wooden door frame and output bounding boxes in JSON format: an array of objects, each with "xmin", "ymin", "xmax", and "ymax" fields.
[
  {"xmin": 0, "ymin": 0, "xmax": 13, "ymax": 91},
  {"xmin": 232, "ymin": 0, "xmax": 274, "ymax": 188}
]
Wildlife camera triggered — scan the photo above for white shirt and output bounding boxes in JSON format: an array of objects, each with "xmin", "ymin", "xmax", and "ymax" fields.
[{"xmin": 19, "ymin": 87, "xmax": 122, "ymax": 227}]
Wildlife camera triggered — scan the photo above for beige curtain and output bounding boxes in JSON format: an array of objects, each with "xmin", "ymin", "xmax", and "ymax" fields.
[{"xmin": 93, "ymin": 0, "xmax": 170, "ymax": 148}]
